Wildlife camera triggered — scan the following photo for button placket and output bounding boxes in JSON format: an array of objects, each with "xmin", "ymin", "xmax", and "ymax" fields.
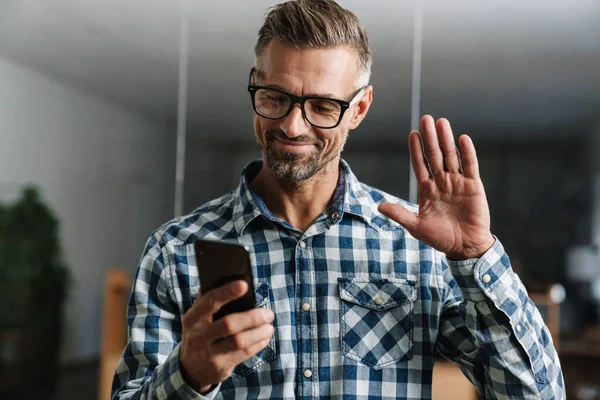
[{"xmin": 295, "ymin": 237, "xmax": 314, "ymax": 397}]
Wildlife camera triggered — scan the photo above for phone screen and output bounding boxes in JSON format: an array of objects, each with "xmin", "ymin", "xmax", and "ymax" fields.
[{"xmin": 194, "ymin": 239, "xmax": 256, "ymax": 320}]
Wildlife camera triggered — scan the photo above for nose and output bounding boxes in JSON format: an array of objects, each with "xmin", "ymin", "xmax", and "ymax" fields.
[{"xmin": 279, "ymin": 104, "xmax": 311, "ymax": 138}]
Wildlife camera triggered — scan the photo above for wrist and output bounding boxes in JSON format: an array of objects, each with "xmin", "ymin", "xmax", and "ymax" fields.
[
  {"xmin": 446, "ymin": 235, "xmax": 495, "ymax": 261},
  {"xmin": 181, "ymin": 369, "xmax": 212, "ymax": 394},
  {"xmin": 180, "ymin": 355, "xmax": 213, "ymax": 394},
  {"xmin": 182, "ymin": 371, "xmax": 213, "ymax": 394}
]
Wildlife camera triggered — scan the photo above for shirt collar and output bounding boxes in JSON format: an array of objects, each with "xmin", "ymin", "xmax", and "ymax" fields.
[{"xmin": 232, "ymin": 159, "xmax": 382, "ymax": 235}]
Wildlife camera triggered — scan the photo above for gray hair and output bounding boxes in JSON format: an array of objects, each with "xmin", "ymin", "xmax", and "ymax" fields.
[{"xmin": 254, "ymin": 0, "xmax": 372, "ymax": 89}]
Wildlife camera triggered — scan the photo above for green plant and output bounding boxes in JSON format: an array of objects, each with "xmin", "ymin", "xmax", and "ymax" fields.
[
  {"xmin": 0, "ymin": 186, "xmax": 71, "ymax": 327},
  {"xmin": 0, "ymin": 185, "xmax": 72, "ymax": 391}
]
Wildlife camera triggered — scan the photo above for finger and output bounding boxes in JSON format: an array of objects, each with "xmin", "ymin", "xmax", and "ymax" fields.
[
  {"xmin": 436, "ymin": 118, "xmax": 461, "ymax": 173},
  {"xmin": 211, "ymin": 323, "xmax": 274, "ymax": 354},
  {"xmin": 377, "ymin": 203, "xmax": 419, "ymax": 234},
  {"xmin": 183, "ymin": 280, "xmax": 248, "ymax": 326},
  {"xmin": 420, "ymin": 115, "xmax": 444, "ymax": 174},
  {"xmin": 207, "ymin": 307, "xmax": 274, "ymax": 340},
  {"xmin": 226, "ymin": 337, "xmax": 272, "ymax": 367},
  {"xmin": 458, "ymin": 134, "xmax": 480, "ymax": 180},
  {"xmin": 408, "ymin": 131, "xmax": 431, "ymax": 183}
]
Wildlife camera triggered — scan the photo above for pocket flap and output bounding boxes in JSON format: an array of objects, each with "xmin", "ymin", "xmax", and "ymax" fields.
[{"xmin": 338, "ymin": 278, "xmax": 416, "ymax": 310}]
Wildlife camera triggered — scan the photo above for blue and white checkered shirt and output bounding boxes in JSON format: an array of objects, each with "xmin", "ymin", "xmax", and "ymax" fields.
[{"xmin": 112, "ymin": 159, "xmax": 565, "ymax": 399}]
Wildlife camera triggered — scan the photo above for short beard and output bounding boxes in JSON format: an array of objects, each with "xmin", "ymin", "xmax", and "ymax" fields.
[{"xmin": 262, "ymin": 130, "xmax": 342, "ymax": 183}]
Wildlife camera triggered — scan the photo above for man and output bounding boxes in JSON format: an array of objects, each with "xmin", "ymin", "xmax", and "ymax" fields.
[{"xmin": 112, "ymin": 0, "xmax": 564, "ymax": 398}]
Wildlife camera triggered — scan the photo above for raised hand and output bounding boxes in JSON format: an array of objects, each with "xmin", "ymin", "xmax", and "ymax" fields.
[
  {"xmin": 180, "ymin": 280, "xmax": 275, "ymax": 393},
  {"xmin": 378, "ymin": 115, "xmax": 495, "ymax": 260}
]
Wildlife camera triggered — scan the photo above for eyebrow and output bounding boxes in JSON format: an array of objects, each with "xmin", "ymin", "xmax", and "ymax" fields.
[{"xmin": 254, "ymin": 69, "xmax": 339, "ymax": 99}]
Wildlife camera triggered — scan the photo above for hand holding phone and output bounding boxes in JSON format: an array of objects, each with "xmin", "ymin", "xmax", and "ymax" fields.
[
  {"xmin": 179, "ymin": 239, "xmax": 274, "ymax": 392},
  {"xmin": 180, "ymin": 280, "xmax": 275, "ymax": 392}
]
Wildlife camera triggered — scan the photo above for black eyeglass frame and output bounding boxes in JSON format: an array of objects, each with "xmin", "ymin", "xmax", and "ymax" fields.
[{"xmin": 247, "ymin": 67, "xmax": 365, "ymax": 129}]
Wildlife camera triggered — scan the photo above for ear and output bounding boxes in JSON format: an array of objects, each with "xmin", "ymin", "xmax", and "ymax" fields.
[
  {"xmin": 348, "ymin": 85, "xmax": 373, "ymax": 130},
  {"xmin": 249, "ymin": 66, "xmax": 256, "ymax": 85}
]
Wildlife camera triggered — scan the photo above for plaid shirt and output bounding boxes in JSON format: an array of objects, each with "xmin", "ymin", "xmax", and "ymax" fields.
[{"xmin": 112, "ymin": 160, "xmax": 565, "ymax": 400}]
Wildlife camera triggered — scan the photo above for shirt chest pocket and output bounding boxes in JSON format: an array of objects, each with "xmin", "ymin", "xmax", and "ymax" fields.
[
  {"xmin": 230, "ymin": 282, "xmax": 277, "ymax": 378},
  {"xmin": 339, "ymin": 278, "xmax": 416, "ymax": 369}
]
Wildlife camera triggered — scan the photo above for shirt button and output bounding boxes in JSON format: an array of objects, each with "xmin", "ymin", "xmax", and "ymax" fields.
[
  {"xmin": 374, "ymin": 297, "xmax": 384, "ymax": 305},
  {"xmin": 516, "ymin": 324, "xmax": 522, "ymax": 333},
  {"xmin": 301, "ymin": 303, "xmax": 310, "ymax": 311},
  {"xmin": 299, "ymin": 240, "xmax": 306, "ymax": 249},
  {"xmin": 303, "ymin": 369, "xmax": 312, "ymax": 378},
  {"xmin": 482, "ymin": 274, "xmax": 491, "ymax": 283},
  {"xmin": 331, "ymin": 212, "xmax": 340, "ymax": 220}
]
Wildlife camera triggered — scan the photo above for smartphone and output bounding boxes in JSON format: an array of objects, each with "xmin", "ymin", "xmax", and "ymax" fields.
[{"xmin": 194, "ymin": 239, "xmax": 256, "ymax": 320}]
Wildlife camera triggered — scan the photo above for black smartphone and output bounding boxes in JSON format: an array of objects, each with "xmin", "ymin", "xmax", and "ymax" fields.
[{"xmin": 194, "ymin": 239, "xmax": 256, "ymax": 320}]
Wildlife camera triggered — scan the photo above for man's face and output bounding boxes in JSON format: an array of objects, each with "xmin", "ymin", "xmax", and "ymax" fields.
[{"xmin": 253, "ymin": 39, "xmax": 371, "ymax": 183}]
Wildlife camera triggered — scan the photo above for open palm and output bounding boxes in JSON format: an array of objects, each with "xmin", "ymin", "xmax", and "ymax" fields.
[{"xmin": 378, "ymin": 116, "xmax": 495, "ymax": 260}]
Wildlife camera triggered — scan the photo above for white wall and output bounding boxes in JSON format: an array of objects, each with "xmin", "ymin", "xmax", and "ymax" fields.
[{"xmin": 0, "ymin": 55, "xmax": 176, "ymax": 363}]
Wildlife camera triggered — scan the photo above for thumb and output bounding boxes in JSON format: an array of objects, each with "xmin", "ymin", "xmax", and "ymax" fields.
[{"xmin": 377, "ymin": 203, "xmax": 419, "ymax": 234}]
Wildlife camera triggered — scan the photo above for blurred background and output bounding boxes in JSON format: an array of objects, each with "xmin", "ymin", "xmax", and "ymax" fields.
[{"xmin": 0, "ymin": 0, "xmax": 599, "ymax": 398}]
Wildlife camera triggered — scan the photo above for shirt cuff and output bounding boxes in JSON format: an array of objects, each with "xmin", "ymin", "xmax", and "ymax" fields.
[
  {"xmin": 446, "ymin": 237, "xmax": 515, "ymax": 303},
  {"xmin": 153, "ymin": 342, "xmax": 221, "ymax": 400}
]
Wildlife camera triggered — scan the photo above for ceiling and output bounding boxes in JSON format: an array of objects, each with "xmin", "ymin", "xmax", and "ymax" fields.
[{"xmin": 1, "ymin": 0, "xmax": 599, "ymax": 140}]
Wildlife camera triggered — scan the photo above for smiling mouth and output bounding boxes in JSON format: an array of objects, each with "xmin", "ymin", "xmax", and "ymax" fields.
[
  {"xmin": 271, "ymin": 136, "xmax": 315, "ymax": 152},
  {"xmin": 274, "ymin": 136, "xmax": 312, "ymax": 146}
]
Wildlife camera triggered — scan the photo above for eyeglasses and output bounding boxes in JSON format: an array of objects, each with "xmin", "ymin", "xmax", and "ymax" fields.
[{"xmin": 247, "ymin": 67, "xmax": 365, "ymax": 129}]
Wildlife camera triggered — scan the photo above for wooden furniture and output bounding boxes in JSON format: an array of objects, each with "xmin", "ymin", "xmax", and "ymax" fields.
[{"xmin": 98, "ymin": 269, "xmax": 132, "ymax": 400}]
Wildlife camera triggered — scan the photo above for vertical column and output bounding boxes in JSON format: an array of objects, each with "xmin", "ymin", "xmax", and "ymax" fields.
[
  {"xmin": 174, "ymin": 0, "xmax": 190, "ymax": 217},
  {"xmin": 409, "ymin": 0, "xmax": 424, "ymax": 204},
  {"xmin": 592, "ymin": 127, "xmax": 600, "ymax": 247}
]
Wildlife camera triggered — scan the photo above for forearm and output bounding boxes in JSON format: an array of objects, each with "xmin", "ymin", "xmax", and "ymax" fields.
[
  {"xmin": 112, "ymin": 344, "xmax": 220, "ymax": 400},
  {"xmin": 440, "ymin": 239, "xmax": 565, "ymax": 399}
]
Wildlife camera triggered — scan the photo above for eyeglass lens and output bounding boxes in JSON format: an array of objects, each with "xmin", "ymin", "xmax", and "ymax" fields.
[{"xmin": 254, "ymin": 88, "xmax": 342, "ymax": 128}]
